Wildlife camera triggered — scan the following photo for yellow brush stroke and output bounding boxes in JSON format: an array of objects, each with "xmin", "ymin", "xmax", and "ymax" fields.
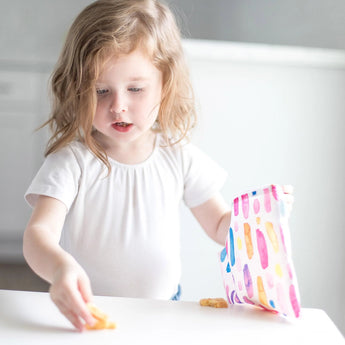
[
  {"xmin": 257, "ymin": 276, "xmax": 269, "ymax": 307},
  {"xmin": 265, "ymin": 222, "xmax": 279, "ymax": 253},
  {"xmin": 244, "ymin": 223, "xmax": 253, "ymax": 259},
  {"xmin": 237, "ymin": 237, "xmax": 242, "ymax": 250},
  {"xmin": 275, "ymin": 264, "xmax": 283, "ymax": 278}
]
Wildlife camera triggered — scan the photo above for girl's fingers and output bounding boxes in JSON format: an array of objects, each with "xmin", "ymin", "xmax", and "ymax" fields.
[
  {"xmin": 76, "ymin": 301, "xmax": 95, "ymax": 326},
  {"xmin": 59, "ymin": 304, "xmax": 85, "ymax": 332},
  {"xmin": 284, "ymin": 194, "xmax": 294, "ymax": 205},
  {"xmin": 282, "ymin": 185, "xmax": 294, "ymax": 194},
  {"xmin": 78, "ymin": 274, "xmax": 93, "ymax": 303},
  {"xmin": 68, "ymin": 284, "xmax": 95, "ymax": 326},
  {"xmin": 50, "ymin": 279, "xmax": 95, "ymax": 329}
]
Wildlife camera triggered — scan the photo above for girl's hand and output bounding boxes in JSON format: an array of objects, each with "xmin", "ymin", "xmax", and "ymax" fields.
[
  {"xmin": 49, "ymin": 262, "xmax": 95, "ymax": 331},
  {"xmin": 282, "ymin": 184, "xmax": 294, "ymax": 218}
]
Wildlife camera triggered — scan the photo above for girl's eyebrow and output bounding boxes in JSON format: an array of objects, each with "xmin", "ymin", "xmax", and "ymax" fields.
[
  {"xmin": 95, "ymin": 77, "xmax": 149, "ymax": 84},
  {"xmin": 128, "ymin": 76, "xmax": 150, "ymax": 82}
]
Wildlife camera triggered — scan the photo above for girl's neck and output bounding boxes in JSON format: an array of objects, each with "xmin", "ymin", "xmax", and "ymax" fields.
[{"xmin": 93, "ymin": 130, "xmax": 157, "ymax": 165}]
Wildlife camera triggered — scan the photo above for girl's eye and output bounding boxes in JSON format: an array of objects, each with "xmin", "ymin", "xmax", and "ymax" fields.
[
  {"xmin": 128, "ymin": 87, "xmax": 143, "ymax": 93},
  {"xmin": 96, "ymin": 89, "xmax": 108, "ymax": 95}
]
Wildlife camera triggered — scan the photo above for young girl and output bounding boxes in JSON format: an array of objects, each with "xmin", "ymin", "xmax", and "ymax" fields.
[
  {"xmin": 23, "ymin": 0, "xmax": 231, "ymax": 330},
  {"xmin": 23, "ymin": 0, "xmax": 291, "ymax": 332}
]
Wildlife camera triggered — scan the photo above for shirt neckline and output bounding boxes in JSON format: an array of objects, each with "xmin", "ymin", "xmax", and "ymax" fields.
[{"xmin": 107, "ymin": 134, "xmax": 160, "ymax": 168}]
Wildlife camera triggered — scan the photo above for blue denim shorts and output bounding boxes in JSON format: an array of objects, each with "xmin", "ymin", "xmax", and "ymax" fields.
[{"xmin": 171, "ymin": 284, "xmax": 181, "ymax": 301}]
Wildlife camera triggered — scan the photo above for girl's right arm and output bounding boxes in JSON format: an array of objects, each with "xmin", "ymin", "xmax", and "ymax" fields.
[{"xmin": 23, "ymin": 195, "xmax": 95, "ymax": 331}]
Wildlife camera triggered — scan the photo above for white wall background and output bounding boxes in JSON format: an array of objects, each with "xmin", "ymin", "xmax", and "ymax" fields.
[
  {"xmin": 179, "ymin": 40, "xmax": 345, "ymax": 336},
  {"xmin": 170, "ymin": 0, "xmax": 345, "ymax": 51}
]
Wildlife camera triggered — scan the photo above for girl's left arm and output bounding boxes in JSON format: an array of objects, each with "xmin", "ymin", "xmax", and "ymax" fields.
[
  {"xmin": 190, "ymin": 192, "xmax": 231, "ymax": 246},
  {"xmin": 190, "ymin": 185, "xmax": 294, "ymax": 246}
]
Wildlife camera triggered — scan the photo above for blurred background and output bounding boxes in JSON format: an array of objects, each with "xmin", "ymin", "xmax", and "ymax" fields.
[{"xmin": 0, "ymin": 0, "xmax": 344, "ymax": 336}]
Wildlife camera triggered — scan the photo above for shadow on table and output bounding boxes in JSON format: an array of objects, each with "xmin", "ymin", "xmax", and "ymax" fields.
[{"xmin": 0, "ymin": 295, "xmax": 75, "ymax": 334}]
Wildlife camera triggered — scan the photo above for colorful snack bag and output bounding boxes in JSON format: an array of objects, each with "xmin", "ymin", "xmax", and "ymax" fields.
[{"xmin": 219, "ymin": 185, "xmax": 301, "ymax": 317}]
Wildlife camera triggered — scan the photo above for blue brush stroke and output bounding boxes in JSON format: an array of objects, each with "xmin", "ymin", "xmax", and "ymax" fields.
[
  {"xmin": 220, "ymin": 247, "xmax": 227, "ymax": 262},
  {"xmin": 226, "ymin": 262, "xmax": 231, "ymax": 273},
  {"xmin": 229, "ymin": 227, "xmax": 235, "ymax": 266}
]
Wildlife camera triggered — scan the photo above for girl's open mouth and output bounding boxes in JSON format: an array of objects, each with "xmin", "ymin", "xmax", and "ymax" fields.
[{"xmin": 112, "ymin": 122, "xmax": 133, "ymax": 132}]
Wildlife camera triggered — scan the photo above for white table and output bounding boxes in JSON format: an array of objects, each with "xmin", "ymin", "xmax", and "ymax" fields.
[{"xmin": 0, "ymin": 289, "xmax": 343, "ymax": 345}]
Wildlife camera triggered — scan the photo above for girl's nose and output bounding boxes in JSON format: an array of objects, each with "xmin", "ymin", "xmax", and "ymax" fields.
[{"xmin": 110, "ymin": 93, "xmax": 128, "ymax": 114}]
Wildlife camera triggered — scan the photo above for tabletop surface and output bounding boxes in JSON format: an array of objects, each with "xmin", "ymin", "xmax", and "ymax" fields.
[{"xmin": 0, "ymin": 289, "xmax": 344, "ymax": 345}]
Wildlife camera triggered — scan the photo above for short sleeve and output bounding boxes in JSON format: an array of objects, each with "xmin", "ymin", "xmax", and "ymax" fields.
[
  {"xmin": 182, "ymin": 143, "xmax": 228, "ymax": 208},
  {"xmin": 24, "ymin": 145, "xmax": 81, "ymax": 211}
]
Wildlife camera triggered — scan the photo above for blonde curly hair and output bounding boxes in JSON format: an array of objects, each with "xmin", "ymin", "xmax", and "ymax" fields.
[{"xmin": 45, "ymin": 0, "xmax": 196, "ymax": 171}]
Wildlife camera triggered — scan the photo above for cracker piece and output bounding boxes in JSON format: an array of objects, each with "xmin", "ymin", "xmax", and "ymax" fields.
[
  {"xmin": 200, "ymin": 298, "xmax": 228, "ymax": 308},
  {"xmin": 85, "ymin": 303, "xmax": 116, "ymax": 330}
]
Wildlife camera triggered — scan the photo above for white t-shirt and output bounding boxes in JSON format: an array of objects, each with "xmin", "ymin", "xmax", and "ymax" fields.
[{"xmin": 25, "ymin": 135, "xmax": 227, "ymax": 299}]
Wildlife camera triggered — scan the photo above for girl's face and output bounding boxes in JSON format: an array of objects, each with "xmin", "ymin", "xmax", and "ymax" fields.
[{"xmin": 93, "ymin": 49, "xmax": 162, "ymax": 151}]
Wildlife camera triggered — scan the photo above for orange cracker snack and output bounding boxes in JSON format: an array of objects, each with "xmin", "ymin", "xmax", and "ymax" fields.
[
  {"xmin": 86, "ymin": 303, "xmax": 116, "ymax": 330},
  {"xmin": 199, "ymin": 298, "xmax": 228, "ymax": 308}
]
